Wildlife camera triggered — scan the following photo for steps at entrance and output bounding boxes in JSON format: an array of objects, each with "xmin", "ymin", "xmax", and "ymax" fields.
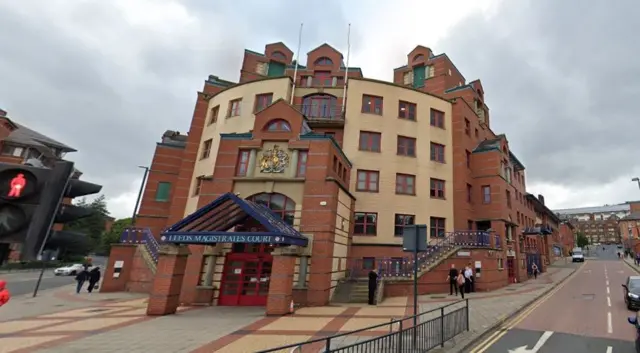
[{"xmin": 332, "ymin": 280, "xmax": 375, "ymax": 304}]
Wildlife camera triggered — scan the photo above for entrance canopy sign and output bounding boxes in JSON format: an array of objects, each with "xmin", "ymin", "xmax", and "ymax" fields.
[{"xmin": 161, "ymin": 233, "xmax": 307, "ymax": 246}]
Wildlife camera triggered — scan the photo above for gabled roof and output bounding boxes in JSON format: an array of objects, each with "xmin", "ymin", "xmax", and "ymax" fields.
[
  {"xmin": 307, "ymin": 43, "xmax": 344, "ymax": 58},
  {"xmin": 5, "ymin": 122, "xmax": 76, "ymax": 152}
]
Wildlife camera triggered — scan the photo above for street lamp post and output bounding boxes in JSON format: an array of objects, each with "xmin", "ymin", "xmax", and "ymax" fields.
[
  {"xmin": 632, "ymin": 177, "xmax": 640, "ymax": 189},
  {"xmin": 131, "ymin": 166, "xmax": 150, "ymax": 226}
]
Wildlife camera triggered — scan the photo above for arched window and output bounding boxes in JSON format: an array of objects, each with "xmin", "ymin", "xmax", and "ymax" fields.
[
  {"xmin": 272, "ymin": 51, "xmax": 286, "ymax": 60},
  {"xmin": 302, "ymin": 94, "xmax": 338, "ymax": 119},
  {"xmin": 314, "ymin": 57, "xmax": 333, "ymax": 66},
  {"xmin": 265, "ymin": 119, "xmax": 291, "ymax": 132},
  {"xmin": 413, "ymin": 54, "xmax": 424, "ymax": 62},
  {"xmin": 249, "ymin": 193, "xmax": 296, "ymax": 225}
]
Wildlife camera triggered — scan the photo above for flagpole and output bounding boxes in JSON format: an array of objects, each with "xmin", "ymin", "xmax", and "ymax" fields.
[
  {"xmin": 290, "ymin": 23, "xmax": 304, "ymax": 105},
  {"xmin": 341, "ymin": 23, "xmax": 351, "ymax": 114}
]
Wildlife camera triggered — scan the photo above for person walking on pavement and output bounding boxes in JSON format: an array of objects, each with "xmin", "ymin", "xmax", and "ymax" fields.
[
  {"xmin": 636, "ymin": 253, "xmax": 640, "ymax": 266},
  {"xmin": 87, "ymin": 267, "xmax": 101, "ymax": 293},
  {"xmin": 464, "ymin": 263, "xmax": 474, "ymax": 293},
  {"xmin": 0, "ymin": 280, "xmax": 10, "ymax": 307},
  {"xmin": 367, "ymin": 269, "xmax": 378, "ymax": 305},
  {"xmin": 447, "ymin": 264, "xmax": 459, "ymax": 296},
  {"xmin": 532, "ymin": 263, "xmax": 539, "ymax": 279},
  {"xmin": 75, "ymin": 268, "xmax": 90, "ymax": 294},
  {"xmin": 456, "ymin": 271, "xmax": 466, "ymax": 299}
]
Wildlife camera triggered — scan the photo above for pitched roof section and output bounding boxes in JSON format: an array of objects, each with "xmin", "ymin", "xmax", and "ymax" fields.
[{"xmin": 5, "ymin": 122, "xmax": 76, "ymax": 152}]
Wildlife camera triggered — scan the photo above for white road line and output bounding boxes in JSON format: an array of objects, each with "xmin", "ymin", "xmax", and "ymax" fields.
[
  {"xmin": 607, "ymin": 296, "xmax": 611, "ymax": 307},
  {"xmin": 607, "ymin": 312, "xmax": 613, "ymax": 333},
  {"xmin": 606, "ymin": 346, "xmax": 612, "ymax": 353},
  {"xmin": 606, "ymin": 280, "xmax": 609, "ymax": 286},
  {"xmin": 607, "ymin": 287, "xmax": 610, "ymax": 294}
]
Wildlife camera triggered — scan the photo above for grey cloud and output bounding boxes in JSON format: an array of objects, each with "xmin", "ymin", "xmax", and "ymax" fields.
[{"xmin": 439, "ymin": 0, "xmax": 640, "ymax": 188}]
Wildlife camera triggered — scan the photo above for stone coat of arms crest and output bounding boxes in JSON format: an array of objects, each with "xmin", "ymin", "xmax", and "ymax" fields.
[{"xmin": 259, "ymin": 145, "xmax": 290, "ymax": 173}]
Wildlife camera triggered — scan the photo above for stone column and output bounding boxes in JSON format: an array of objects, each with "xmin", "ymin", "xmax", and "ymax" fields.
[
  {"xmin": 147, "ymin": 244, "xmax": 190, "ymax": 316},
  {"xmin": 266, "ymin": 249, "xmax": 296, "ymax": 316},
  {"xmin": 289, "ymin": 150, "xmax": 299, "ymax": 178}
]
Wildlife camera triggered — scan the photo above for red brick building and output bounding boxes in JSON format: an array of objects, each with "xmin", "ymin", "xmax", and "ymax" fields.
[{"xmin": 104, "ymin": 42, "xmax": 550, "ymax": 316}]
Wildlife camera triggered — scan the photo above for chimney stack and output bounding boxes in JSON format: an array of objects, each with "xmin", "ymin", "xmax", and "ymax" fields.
[{"xmin": 537, "ymin": 194, "xmax": 545, "ymax": 205}]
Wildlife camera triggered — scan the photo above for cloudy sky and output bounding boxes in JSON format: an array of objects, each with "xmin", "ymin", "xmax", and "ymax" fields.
[{"xmin": 1, "ymin": 0, "xmax": 639, "ymax": 219}]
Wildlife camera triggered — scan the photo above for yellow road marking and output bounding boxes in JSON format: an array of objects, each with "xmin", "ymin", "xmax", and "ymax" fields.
[{"xmin": 469, "ymin": 263, "xmax": 584, "ymax": 353}]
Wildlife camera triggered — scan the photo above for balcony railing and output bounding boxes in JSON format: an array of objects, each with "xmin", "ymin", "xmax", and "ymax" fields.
[
  {"xmin": 296, "ymin": 104, "xmax": 345, "ymax": 121},
  {"xmin": 522, "ymin": 224, "xmax": 553, "ymax": 235}
]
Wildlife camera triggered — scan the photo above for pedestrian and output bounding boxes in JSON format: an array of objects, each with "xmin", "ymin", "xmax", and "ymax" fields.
[
  {"xmin": 75, "ymin": 268, "xmax": 89, "ymax": 294},
  {"xmin": 447, "ymin": 264, "xmax": 459, "ymax": 296},
  {"xmin": 636, "ymin": 253, "xmax": 640, "ymax": 266},
  {"xmin": 367, "ymin": 268, "xmax": 378, "ymax": 305},
  {"xmin": 87, "ymin": 267, "xmax": 101, "ymax": 293},
  {"xmin": 464, "ymin": 263, "xmax": 474, "ymax": 293},
  {"xmin": 0, "ymin": 280, "xmax": 10, "ymax": 307},
  {"xmin": 532, "ymin": 263, "xmax": 539, "ymax": 279},
  {"xmin": 456, "ymin": 271, "xmax": 466, "ymax": 299}
]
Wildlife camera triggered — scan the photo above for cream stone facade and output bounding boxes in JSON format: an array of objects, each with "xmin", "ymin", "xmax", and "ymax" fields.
[
  {"xmin": 343, "ymin": 78, "xmax": 455, "ymax": 245},
  {"xmin": 186, "ymin": 77, "xmax": 293, "ymax": 215}
]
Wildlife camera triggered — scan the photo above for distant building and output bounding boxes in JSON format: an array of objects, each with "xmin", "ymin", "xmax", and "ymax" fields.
[{"xmin": 554, "ymin": 203, "xmax": 631, "ymax": 244}]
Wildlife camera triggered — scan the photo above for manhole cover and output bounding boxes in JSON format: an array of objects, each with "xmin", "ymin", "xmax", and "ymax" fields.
[
  {"xmin": 86, "ymin": 308, "xmax": 110, "ymax": 313},
  {"xmin": 582, "ymin": 294, "xmax": 595, "ymax": 300},
  {"xmin": 54, "ymin": 304, "xmax": 65, "ymax": 307},
  {"xmin": 506, "ymin": 288, "xmax": 517, "ymax": 291}
]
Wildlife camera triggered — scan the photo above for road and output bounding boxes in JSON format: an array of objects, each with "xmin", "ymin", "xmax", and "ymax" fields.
[
  {"xmin": 471, "ymin": 245, "xmax": 637, "ymax": 353},
  {"xmin": 1, "ymin": 256, "xmax": 107, "ymax": 296}
]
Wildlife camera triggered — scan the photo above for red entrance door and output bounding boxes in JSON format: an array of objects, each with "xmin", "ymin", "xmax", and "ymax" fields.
[
  {"xmin": 218, "ymin": 244, "xmax": 274, "ymax": 306},
  {"xmin": 507, "ymin": 258, "xmax": 516, "ymax": 283}
]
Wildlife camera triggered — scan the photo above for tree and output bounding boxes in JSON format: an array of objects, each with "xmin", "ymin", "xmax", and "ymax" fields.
[
  {"xmin": 576, "ymin": 232, "xmax": 589, "ymax": 248},
  {"xmin": 99, "ymin": 217, "xmax": 132, "ymax": 255},
  {"xmin": 63, "ymin": 195, "xmax": 110, "ymax": 252}
]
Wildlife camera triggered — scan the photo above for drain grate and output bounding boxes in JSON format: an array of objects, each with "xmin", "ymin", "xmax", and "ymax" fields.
[
  {"xmin": 582, "ymin": 294, "xmax": 595, "ymax": 300},
  {"xmin": 505, "ymin": 288, "xmax": 517, "ymax": 291},
  {"xmin": 430, "ymin": 295, "xmax": 446, "ymax": 299}
]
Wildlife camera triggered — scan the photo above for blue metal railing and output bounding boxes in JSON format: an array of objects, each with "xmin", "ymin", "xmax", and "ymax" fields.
[{"xmin": 119, "ymin": 227, "xmax": 160, "ymax": 263}]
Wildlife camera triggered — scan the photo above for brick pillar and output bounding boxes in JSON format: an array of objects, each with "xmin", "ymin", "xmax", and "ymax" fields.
[
  {"xmin": 266, "ymin": 251, "xmax": 296, "ymax": 316},
  {"xmin": 146, "ymin": 244, "xmax": 190, "ymax": 316}
]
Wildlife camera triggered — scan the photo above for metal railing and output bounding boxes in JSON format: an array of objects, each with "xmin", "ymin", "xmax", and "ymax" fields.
[
  {"xmin": 256, "ymin": 300, "xmax": 469, "ymax": 353},
  {"xmin": 348, "ymin": 231, "xmax": 501, "ymax": 279},
  {"xmin": 119, "ymin": 227, "xmax": 160, "ymax": 263},
  {"xmin": 296, "ymin": 104, "xmax": 344, "ymax": 121}
]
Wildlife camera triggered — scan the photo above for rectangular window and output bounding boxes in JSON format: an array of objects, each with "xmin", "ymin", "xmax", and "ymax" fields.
[
  {"xmin": 313, "ymin": 71, "xmax": 332, "ymax": 86},
  {"xmin": 359, "ymin": 131, "xmax": 381, "ymax": 152},
  {"xmin": 200, "ymin": 139, "xmax": 212, "ymax": 159},
  {"xmin": 430, "ymin": 109, "xmax": 445, "ymax": 128},
  {"xmin": 356, "ymin": 170, "xmax": 379, "ymax": 192},
  {"xmin": 228, "ymin": 99, "xmax": 242, "ymax": 117},
  {"xmin": 1, "ymin": 145, "xmax": 23, "ymax": 157},
  {"xmin": 430, "ymin": 178, "xmax": 445, "ymax": 199},
  {"xmin": 193, "ymin": 178, "xmax": 203, "ymax": 196},
  {"xmin": 464, "ymin": 118, "xmax": 471, "ymax": 135},
  {"xmin": 466, "ymin": 150, "xmax": 471, "ymax": 168},
  {"xmin": 430, "ymin": 142, "xmax": 445, "ymax": 163},
  {"xmin": 506, "ymin": 190, "xmax": 512, "ymax": 208},
  {"xmin": 394, "ymin": 214, "xmax": 415, "ymax": 236},
  {"xmin": 395, "ymin": 174, "xmax": 416, "ymax": 195},
  {"xmin": 209, "ymin": 105, "xmax": 219, "ymax": 125},
  {"xmin": 398, "ymin": 101, "xmax": 416, "ymax": 120},
  {"xmin": 467, "ymin": 183, "xmax": 472, "ymax": 203},
  {"xmin": 155, "ymin": 182, "xmax": 171, "ymax": 202},
  {"xmin": 254, "ymin": 93, "xmax": 273, "ymax": 112},
  {"xmin": 362, "ymin": 257, "xmax": 375, "ymax": 270},
  {"xmin": 430, "ymin": 217, "xmax": 446, "ymax": 238},
  {"xmin": 362, "ymin": 95, "xmax": 383, "ymax": 115},
  {"xmin": 297, "ymin": 150, "xmax": 308, "ymax": 177},
  {"xmin": 354, "ymin": 212, "xmax": 378, "ymax": 236},
  {"xmin": 235, "ymin": 150, "xmax": 250, "ymax": 176},
  {"xmin": 397, "ymin": 136, "xmax": 416, "ymax": 157},
  {"xmin": 482, "ymin": 185, "xmax": 491, "ymax": 203}
]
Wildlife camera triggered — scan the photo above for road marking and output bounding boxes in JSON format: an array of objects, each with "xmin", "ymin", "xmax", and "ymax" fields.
[
  {"xmin": 607, "ymin": 287, "xmax": 610, "ymax": 294},
  {"xmin": 607, "ymin": 296, "xmax": 611, "ymax": 307},
  {"xmin": 607, "ymin": 312, "xmax": 612, "ymax": 333},
  {"xmin": 606, "ymin": 280, "xmax": 609, "ymax": 286},
  {"xmin": 606, "ymin": 346, "xmax": 612, "ymax": 353},
  {"xmin": 470, "ymin": 263, "xmax": 584, "ymax": 353},
  {"xmin": 507, "ymin": 331, "xmax": 554, "ymax": 353}
]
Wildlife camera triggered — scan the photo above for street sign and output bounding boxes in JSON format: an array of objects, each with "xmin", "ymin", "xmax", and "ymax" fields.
[{"xmin": 403, "ymin": 224, "xmax": 427, "ymax": 252}]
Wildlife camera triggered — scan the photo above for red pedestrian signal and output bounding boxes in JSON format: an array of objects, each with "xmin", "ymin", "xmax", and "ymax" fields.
[{"xmin": 8, "ymin": 173, "xmax": 27, "ymax": 198}]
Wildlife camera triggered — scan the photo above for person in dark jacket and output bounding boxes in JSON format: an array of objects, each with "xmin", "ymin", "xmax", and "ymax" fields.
[
  {"xmin": 368, "ymin": 269, "xmax": 378, "ymax": 305},
  {"xmin": 75, "ymin": 268, "xmax": 89, "ymax": 294},
  {"xmin": 87, "ymin": 267, "xmax": 101, "ymax": 293},
  {"xmin": 447, "ymin": 264, "xmax": 459, "ymax": 295}
]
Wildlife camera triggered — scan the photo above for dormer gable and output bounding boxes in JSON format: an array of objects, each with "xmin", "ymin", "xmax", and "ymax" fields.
[
  {"xmin": 253, "ymin": 99, "xmax": 309, "ymax": 141},
  {"xmin": 265, "ymin": 42, "xmax": 293, "ymax": 63},
  {"xmin": 307, "ymin": 43, "xmax": 343, "ymax": 70},
  {"xmin": 407, "ymin": 45, "xmax": 432, "ymax": 66}
]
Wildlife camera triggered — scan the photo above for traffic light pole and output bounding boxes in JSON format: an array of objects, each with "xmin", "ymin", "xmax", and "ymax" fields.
[{"xmin": 31, "ymin": 161, "xmax": 75, "ymax": 297}]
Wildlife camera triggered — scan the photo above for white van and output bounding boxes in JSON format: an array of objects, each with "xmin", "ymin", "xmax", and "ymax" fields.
[{"xmin": 572, "ymin": 248, "xmax": 584, "ymax": 262}]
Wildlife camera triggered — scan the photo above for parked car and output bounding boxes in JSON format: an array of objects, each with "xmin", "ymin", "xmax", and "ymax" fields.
[
  {"xmin": 572, "ymin": 248, "xmax": 584, "ymax": 262},
  {"xmin": 623, "ymin": 276, "xmax": 640, "ymax": 310},
  {"xmin": 53, "ymin": 264, "xmax": 85, "ymax": 276}
]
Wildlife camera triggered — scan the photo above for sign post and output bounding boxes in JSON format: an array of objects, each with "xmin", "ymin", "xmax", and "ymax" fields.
[{"xmin": 403, "ymin": 224, "xmax": 427, "ymax": 347}]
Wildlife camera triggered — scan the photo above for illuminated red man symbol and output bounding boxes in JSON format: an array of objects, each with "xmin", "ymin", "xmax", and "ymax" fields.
[{"xmin": 8, "ymin": 173, "xmax": 26, "ymax": 198}]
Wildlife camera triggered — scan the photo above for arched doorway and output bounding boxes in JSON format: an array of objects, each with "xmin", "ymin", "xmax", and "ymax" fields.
[{"xmin": 218, "ymin": 193, "xmax": 296, "ymax": 306}]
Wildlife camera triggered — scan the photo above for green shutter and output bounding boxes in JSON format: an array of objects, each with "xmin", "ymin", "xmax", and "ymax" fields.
[
  {"xmin": 267, "ymin": 61, "xmax": 286, "ymax": 77},
  {"xmin": 155, "ymin": 182, "xmax": 171, "ymax": 202},
  {"xmin": 413, "ymin": 65, "xmax": 426, "ymax": 88}
]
